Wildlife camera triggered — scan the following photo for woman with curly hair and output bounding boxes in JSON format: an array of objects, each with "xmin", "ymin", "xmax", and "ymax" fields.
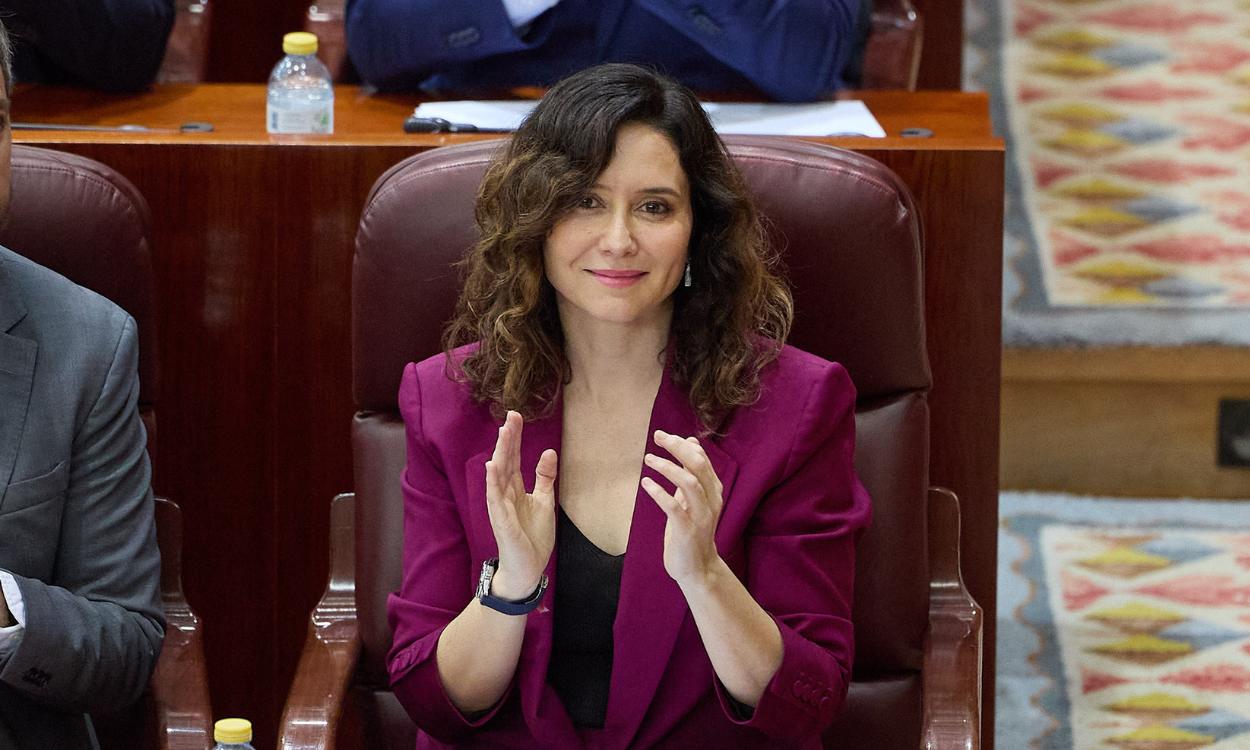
[{"xmin": 387, "ymin": 62, "xmax": 870, "ymax": 749}]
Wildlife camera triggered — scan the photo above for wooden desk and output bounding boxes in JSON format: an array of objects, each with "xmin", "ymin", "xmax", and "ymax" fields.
[{"xmin": 14, "ymin": 84, "xmax": 1003, "ymax": 749}]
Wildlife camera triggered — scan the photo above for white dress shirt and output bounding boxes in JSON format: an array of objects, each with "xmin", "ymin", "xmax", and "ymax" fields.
[
  {"xmin": 500, "ymin": 0, "xmax": 561, "ymax": 28},
  {"xmin": 0, "ymin": 570, "xmax": 27, "ymax": 661}
]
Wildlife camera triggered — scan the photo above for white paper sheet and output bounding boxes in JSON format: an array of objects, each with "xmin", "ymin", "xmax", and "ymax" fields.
[{"xmin": 411, "ymin": 99, "xmax": 886, "ymax": 137}]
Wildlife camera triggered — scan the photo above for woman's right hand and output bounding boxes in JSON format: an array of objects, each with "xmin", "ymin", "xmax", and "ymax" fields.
[{"xmin": 484, "ymin": 410, "xmax": 558, "ymax": 600}]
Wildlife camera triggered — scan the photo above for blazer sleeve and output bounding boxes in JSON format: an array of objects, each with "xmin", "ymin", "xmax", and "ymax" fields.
[
  {"xmin": 636, "ymin": 0, "xmax": 863, "ymax": 101},
  {"xmin": 4, "ymin": 0, "xmax": 175, "ymax": 91},
  {"xmin": 715, "ymin": 360, "xmax": 871, "ymax": 739},
  {"xmin": 0, "ymin": 316, "xmax": 164, "ymax": 713},
  {"xmin": 386, "ymin": 363, "xmax": 513, "ymax": 743},
  {"xmin": 345, "ymin": 0, "xmax": 551, "ymax": 90}
]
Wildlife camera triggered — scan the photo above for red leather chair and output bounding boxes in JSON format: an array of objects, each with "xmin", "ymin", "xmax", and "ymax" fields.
[
  {"xmin": 308, "ymin": 0, "xmax": 923, "ymax": 90},
  {"xmin": 0, "ymin": 145, "xmax": 213, "ymax": 750},
  {"xmin": 278, "ymin": 137, "xmax": 981, "ymax": 749}
]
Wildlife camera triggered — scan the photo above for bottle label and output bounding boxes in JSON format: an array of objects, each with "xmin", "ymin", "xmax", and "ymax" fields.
[{"xmin": 267, "ymin": 105, "xmax": 333, "ymax": 135}]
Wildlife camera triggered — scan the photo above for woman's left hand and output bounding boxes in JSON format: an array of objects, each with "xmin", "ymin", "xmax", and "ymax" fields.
[{"xmin": 641, "ymin": 429, "xmax": 725, "ymax": 587}]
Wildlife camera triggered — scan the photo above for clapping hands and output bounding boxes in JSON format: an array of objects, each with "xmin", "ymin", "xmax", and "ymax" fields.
[
  {"xmin": 484, "ymin": 411, "xmax": 558, "ymax": 601},
  {"xmin": 482, "ymin": 418, "xmax": 727, "ymax": 592},
  {"xmin": 641, "ymin": 429, "xmax": 726, "ymax": 586}
]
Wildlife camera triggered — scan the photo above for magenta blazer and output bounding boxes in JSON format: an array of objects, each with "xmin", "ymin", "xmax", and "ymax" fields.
[{"xmin": 387, "ymin": 344, "xmax": 871, "ymax": 749}]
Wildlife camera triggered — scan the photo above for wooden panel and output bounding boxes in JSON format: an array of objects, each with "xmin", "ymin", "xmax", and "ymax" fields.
[
  {"xmin": 268, "ymin": 146, "xmax": 408, "ymax": 742},
  {"xmin": 912, "ymin": 0, "xmax": 964, "ymax": 90},
  {"xmin": 14, "ymin": 84, "xmax": 1001, "ymax": 749},
  {"xmin": 1004, "ymin": 347, "xmax": 1250, "ymax": 498},
  {"xmin": 204, "ymin": 0, "xmax": 309, "ymax": 82},
  {"xmin": 1005, "ymin": 346, "xmax": 1250, "ymax": 383},
  {"xmin": 11, "ymin": 85, "xmax": 997, "ymax": 146}
]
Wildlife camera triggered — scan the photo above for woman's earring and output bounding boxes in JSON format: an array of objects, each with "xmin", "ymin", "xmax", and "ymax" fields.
[{"xmin": 683, "ymin": 261, "xmax": 692, "ymax": 288}]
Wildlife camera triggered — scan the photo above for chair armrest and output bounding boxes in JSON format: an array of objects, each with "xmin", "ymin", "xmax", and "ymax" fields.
[
  {"xmin": 922, "ymin": 487, "xmax": 983, "ymax": 750},
  {"xmin": 279, "ymin": 493, "xmax": 362, "ymax": 750},
  {"xmin": 861, "ymin": 0, "xmax": 924, "ymax": 90},
  {"xmin": 152, "ymin": 497, "xmax": 214, "ymax": 750}
]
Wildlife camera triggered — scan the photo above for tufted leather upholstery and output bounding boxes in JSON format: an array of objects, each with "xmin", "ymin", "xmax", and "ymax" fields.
[{"xmin": 344, "ymin": 136, "xmax": 932, "ymax": 748}]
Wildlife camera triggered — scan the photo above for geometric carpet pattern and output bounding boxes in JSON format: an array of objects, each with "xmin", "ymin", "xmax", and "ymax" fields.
[
  {"xmin": 997, "ymin": 0, "xmax": 1250, "ymax": 308},
  {"xmin": 999, "ymin": 492, "xmax": 1250, "ymax": 749},
  {"xmin": 965, "ymin": 0, "xmax": 1250, "ymax": 344}
]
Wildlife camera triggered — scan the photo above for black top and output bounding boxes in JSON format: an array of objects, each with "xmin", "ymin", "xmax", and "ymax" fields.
[{"xmin": 547, "ymin": 506, "xmax": 626, "ymax": 729}]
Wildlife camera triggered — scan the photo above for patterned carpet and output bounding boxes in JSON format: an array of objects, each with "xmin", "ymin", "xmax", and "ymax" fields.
[
  {"xmin": 999, "ymin": 492, "xmax": 1250, "ymax": 749},
  {"xmin": 965, "ymin": 0, "xmax": 1250, "ymax": 345}
]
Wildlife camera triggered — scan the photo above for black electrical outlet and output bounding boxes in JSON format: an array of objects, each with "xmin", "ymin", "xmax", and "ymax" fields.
[{"xmin": 1218, "ymin": 399, "xmax": 1250, "ymax": 468}]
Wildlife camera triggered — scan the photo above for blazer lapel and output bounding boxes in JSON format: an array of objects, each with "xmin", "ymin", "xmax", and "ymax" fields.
[
  {"xmin": 0, "ymin": 269, "xmax": 35, "ymax": 500},
  {"xmin": 464, "ymin": 398, "xmax": 581, "ymax": 745},
  {"xmin": 606, "ymin": 365, "xmax": 739, "ymax": 747}
]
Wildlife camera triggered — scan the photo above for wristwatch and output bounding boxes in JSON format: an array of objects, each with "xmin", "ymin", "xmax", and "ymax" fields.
[{"xmin": 476, "ymin": 557, "xmax": 548, "ymax": 616}]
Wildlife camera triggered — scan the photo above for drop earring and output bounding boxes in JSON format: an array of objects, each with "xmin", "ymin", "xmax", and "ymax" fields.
[{"xmin": 683, "ymin": 261, "xmax": 692, "ymax": 288}]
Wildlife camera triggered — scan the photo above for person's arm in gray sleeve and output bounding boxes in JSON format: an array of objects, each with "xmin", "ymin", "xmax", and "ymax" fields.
[
  {"xmin": 0, "ymin": 316, "xmax": 164, "ymax": 713},
  {"xmin": 1, "ymin": 0, "xmax": 175, "ymax": 91}
]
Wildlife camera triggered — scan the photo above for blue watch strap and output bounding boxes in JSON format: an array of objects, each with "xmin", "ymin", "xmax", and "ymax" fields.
[{"xmin": 477, "ymin": 557, "xmax": 548, "ymax": 615}]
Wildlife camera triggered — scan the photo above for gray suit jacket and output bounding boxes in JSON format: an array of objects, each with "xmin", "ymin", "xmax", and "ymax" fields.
[{"xmin": 0, "ymin": 246, "xmax": 164, "ymax": 750}]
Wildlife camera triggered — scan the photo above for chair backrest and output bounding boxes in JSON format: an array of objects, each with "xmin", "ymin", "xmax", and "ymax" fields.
[
  {"xmin": 158, "ymin": 0, "xmax": 213, "ymax": 83},
  {"xmin": 0, "ymin": 145, "xmax": 159, "ymax": 450},
  {"xmin": 304, "ymin": 1, "xmax": 350, "ymax": 82},
  {"xmin": 351, "ymin": 137, "xmax": 931, "ymax": 747},
  {"xmin": 862, "ymin": 0, "xmax": 924, "ymax": 90}
]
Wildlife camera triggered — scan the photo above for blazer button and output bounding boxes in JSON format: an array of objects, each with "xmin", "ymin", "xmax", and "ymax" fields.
[
  {"xmin": 791, "ymin": 680, "xmax": 806, "ymax": 699},
  {"xmin": 686, "ymin": 6, "xmax": 722, "ymax": 35},
  {"xmin": 445, "ymin": 26, "xmax": 481, "ymax": 48}
]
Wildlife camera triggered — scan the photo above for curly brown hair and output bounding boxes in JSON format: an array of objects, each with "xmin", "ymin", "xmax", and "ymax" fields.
[{"xmin": 443, "ymin": 63, "xmax": 793, "ymax": 430}]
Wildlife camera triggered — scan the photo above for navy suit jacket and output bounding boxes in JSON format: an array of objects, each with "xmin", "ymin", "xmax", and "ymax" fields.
[
  {"xmin": 387, "ymin": 343, "xmax": 871, "ymax": 748},
  {"xmin": 346, "ymin": 0, "xmax": 868, "ymax": 102}
]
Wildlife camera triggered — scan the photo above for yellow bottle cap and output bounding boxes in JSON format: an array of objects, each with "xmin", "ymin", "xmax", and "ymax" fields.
[
  {"xmin": 214, "ymin": 718, "xmax": 253, "ymax": 743},
  {"xmin": 283, "ymin": 31, "xmax": 318, "ymax": 56}
]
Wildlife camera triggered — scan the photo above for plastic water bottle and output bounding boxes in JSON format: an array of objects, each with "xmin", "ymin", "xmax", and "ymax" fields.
[
  {"xmin": 267, "ymin": 32, "xmax": 334, "ymax": 134},
  {"xmin": 212, "ymin": 718, "xmax": 256, "ymax": 749}
]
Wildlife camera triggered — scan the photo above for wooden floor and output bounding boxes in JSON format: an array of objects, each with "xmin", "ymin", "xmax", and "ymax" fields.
[{"xmin": 1002, "ymin": 346, "xmax": 1250, "ymax": 498}]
